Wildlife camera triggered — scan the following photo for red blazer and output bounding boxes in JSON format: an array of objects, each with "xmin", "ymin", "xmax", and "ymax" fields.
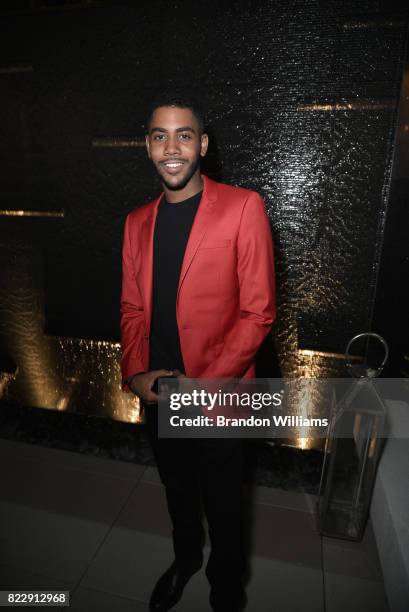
[{"xmin": 120, "ymin": 174, "xmax": 276, "ymax": 390}]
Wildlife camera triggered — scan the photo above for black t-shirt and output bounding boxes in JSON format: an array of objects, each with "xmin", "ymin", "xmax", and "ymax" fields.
[{"xmin": 149, "ymin": 190, "xmax": 202, "ymax": 373}]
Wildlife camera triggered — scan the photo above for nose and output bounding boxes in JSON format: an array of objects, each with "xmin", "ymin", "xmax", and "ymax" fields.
[{"xmin": 164, "ymin": 133, "xmax": 181, "ymax": 155}]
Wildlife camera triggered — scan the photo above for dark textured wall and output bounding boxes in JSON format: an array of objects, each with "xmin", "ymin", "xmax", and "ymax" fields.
[
  {"xmin": 0, "ymin": 1, "xmax": 408, "ymax": 418},
  {"xmin": 373, "ymin": 63, "xmax": 409, "ymax": 377}
]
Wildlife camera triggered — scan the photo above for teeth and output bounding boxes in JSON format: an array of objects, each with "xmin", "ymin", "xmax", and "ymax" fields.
[{"xmin": 165, "ymin": 162, "xmax": 183, "ymax": 168}]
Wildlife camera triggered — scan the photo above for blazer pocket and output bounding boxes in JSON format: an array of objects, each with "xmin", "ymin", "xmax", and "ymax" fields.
[{"xmin": 199, "ymin": 239, "xmax": 231, "ymax": 249}]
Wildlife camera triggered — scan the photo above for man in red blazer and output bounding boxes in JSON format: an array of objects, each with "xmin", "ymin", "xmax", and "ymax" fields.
[{"xmin": 121, "ymin": 93, "xmax": 275, "ymax": 612}]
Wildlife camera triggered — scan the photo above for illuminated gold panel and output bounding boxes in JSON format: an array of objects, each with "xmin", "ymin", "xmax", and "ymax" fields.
[
  {"xmin": 92, "ymin": 137, "xmax": 146, "ymax": 148},
  {"xmin": 299, "ymin": 349, "xmax": 362, "ymax": 361},
  {"xmin": 298, "ymin": 100, "xmax": 396, "ymax": 112},
  {"xmin": 0, "ymin": 372, "xmax": 17, "ymax": 400},
  {"xmin": 0, "ymin": 65, "xmax": 33, "ymax": 74},
  {"xmin": 6, "ymin": 334, "xmax": 142, "ymax": 424},
  {"xmin": 299, "ymin": 349, "xmax": 344, "ymax": 360},
  {"xmin": 342, "ymin": 20, "xmax": 403, "ymax": 30},
  {"xmin": 0, "ymin": 229, "xmax": 141, "ymax": 423},
  {"xmin": 0, "ymin": 210, "xmax": 65, "ymax": 218}
]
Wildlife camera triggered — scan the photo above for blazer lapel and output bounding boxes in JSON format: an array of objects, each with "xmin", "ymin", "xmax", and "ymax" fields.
[
  {"xmin": 177, "ymin": 174, "xmax": 218, "ymax": 302},
  {"xmin": 140, "ymin": 194, "xmax": 162, "ymax": 332},
  {"xmin": 140, "ymin": 175, "xmax": 219, "ymax": 328}
]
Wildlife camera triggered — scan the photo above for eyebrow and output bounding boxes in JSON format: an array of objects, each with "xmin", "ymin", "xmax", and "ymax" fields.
[{"xmin": 149, "ymin": 126, "xmax": 196, "ymax": 134}]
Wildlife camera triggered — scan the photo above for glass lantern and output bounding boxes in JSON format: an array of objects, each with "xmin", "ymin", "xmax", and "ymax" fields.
[{"xmin": 316, "ymin": 333, "xmax": 388, "ymax": 541}]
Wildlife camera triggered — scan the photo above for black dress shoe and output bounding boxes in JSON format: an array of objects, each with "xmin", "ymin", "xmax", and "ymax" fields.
[
  {"xmin": 149, "ymin": 560, "xmax": 202, "ymax": 612},
  {"xmin": 209, "ymin": 586, "xmax": 247, "ymax": 612}
]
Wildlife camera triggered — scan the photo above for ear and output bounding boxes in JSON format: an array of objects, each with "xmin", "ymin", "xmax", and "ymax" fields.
[
  {"xmin": 200, "ymin": 132, "xmax": 209, "ymax": 157},
  {"xmin": 145, "ymin": 134, "xmax": 151, "ymax": 158}
]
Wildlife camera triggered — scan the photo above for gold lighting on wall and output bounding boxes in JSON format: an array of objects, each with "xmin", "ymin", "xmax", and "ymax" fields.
[
  {"xmin": 0, "ymin": 372, "xmax": 17, "ymax": 400},
  {"xmin": 342, "ymin": 20, "xmax": 404, "ymax": 30},
  {"xmin": 0, "ymin": 230, "xmax": 141, "ymax": 422},
  {"xmin": 298, "ymin": 100, "xmax": 396, "ymax": 112},
  {"xmin": 283, "ymin": 347, "xmax": 355, "ymax": 451},
  {"xmin": 0, "ymin": 210, "xmax": 65, "ymax": 218},
  {"xmin": 299, "ymin": 349, "xmax": 346, "ymax": 360},
  {"xmin": 92, "ymin": 137, "xmax": 146, "ymax": 148},
  {"xmin": 0, "ymin": 64, "xmax": 33, "ymax": 74}
]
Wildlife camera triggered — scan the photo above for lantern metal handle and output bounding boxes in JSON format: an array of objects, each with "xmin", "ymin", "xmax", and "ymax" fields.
[{"xmin": 345, "ymin": 332, "xmax": 389, "ymax": 378}]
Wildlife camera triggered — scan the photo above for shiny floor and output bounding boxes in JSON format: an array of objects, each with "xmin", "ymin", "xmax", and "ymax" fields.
[{"xmin": 0, "ymin": 438, "xmax": 389, "ymax": 612}]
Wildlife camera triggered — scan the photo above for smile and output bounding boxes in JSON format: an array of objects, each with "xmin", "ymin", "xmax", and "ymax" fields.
[
  {"xmin": 163, "ymin": 162, "xmax": 184, "ymax": 168},
  {"xmin": 161, "ymin": 160, "xmax": 186, "ymax": 175}
]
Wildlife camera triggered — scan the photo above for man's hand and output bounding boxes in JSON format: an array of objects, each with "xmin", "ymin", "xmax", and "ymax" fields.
[
  {"xmin": 172, "ymin": 370, "xmax": 199, "ymax": 406},
  {"xmin": 128, "ymin": 369, "xmax": 173, "ymax": 403}
]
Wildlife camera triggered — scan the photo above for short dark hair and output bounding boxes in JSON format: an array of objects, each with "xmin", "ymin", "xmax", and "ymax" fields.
[{"xmin": 145, "ymin": 90, "xmax": 205, "ymax": 134}]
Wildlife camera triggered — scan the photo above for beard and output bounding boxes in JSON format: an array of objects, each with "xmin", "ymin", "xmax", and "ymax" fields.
[{"xmin": 157, "ymin": 156, "xmax": 201, "ymax": 191}]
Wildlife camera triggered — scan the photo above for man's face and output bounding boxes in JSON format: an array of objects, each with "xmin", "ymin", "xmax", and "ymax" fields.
[{"xmin": 145, "ymin": 106, "xmax": 208, "ymax": 191}]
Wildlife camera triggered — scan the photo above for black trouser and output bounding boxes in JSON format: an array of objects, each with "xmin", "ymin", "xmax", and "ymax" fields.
[{"xmin": 144, "ymin": 403, "xmax": 247, "ymax": 591}]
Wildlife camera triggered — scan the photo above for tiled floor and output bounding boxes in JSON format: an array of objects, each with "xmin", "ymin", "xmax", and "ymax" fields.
[{"xmin": 0, "ymin": 438, "xmax": 389, "ymax": 611}]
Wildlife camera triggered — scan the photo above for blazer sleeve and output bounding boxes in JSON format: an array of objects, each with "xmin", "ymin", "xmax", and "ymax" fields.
[
  {"xmin": 120, "ymin": 213, "xmax": 146, "ymax": 391},
  {"xmin": 199, "ymin": 192, "xmax": 276, "ymax": 379}
]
